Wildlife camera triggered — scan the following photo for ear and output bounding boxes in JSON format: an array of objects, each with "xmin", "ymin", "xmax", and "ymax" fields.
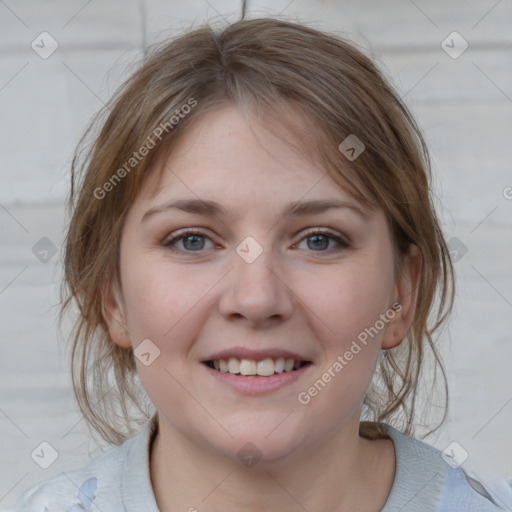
[
  {"xmin": 101, "ymin": 279, "xmax": 132, "ymax": 349},
  {"xmin": 381, "ymin": 244, "xmax": 422, "ymax": 350}
]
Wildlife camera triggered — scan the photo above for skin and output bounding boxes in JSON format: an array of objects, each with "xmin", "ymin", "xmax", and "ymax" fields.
[{"xmin": 104, "ymin": 105, "xmax": 421, "ymax": 511}]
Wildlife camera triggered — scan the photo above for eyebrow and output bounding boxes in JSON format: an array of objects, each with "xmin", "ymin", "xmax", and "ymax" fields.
[{"xmin": 141, "ymin": 198, "xmax": 371, "ymax": 224}]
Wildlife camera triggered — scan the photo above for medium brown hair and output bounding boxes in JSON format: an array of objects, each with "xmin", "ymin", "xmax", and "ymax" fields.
[{"xmin": 61, "ymin": 17, "xmax": 454, "ymax": 445}]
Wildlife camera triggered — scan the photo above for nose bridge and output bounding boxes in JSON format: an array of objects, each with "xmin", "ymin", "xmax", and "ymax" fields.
[{"xmin": 219, "ymin": 236, "xmax": 294, "ymax": 324}]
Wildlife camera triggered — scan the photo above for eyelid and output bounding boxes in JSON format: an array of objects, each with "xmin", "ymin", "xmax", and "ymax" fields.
[
  {"xmin": 162, "ymin": 228, "xmax": 216, "ymax": 247},
  {"xmin": 163, "ymin": 227, "xmax": 209, "ymax": 242},
  {"xmin": 298, "ymin": 227, "xmax": 350, "ymax": 244}
]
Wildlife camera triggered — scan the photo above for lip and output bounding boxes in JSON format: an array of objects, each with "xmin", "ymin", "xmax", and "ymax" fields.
[
  {"xmin": 202, "ymin": 347, "xmax": 311, "ymax": 363},
  {"xmin": 202, "ymin": 362, "xmax": 313, "ymax": 395}
]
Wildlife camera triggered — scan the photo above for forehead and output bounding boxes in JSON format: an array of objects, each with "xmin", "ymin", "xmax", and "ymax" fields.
[{"xmin": 136, "ymin": 105, "xmax": 367, "ymax": 215}]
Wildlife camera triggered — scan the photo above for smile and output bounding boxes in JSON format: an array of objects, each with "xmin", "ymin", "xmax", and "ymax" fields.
[{"xmin": 204, "ymin": 357, "xmax": 312, "ymax": 377}]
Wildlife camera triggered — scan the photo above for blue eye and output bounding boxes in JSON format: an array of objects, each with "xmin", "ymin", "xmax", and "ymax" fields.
[
  {"xmin": 163, "ymin": 230, "xmax": 215, "ymax": 252},
  {"xmin": 296, "ymin": 229, "xmax": 350, "ymax": 253},
  {"xmin": 307, "ymin": 234, "xmax": 330, "ymax": 250}
]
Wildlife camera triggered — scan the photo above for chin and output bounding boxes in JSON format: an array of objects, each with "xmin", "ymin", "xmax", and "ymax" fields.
[
  {"xmin": 205, "ymin": 418, "xmax": 308, "ymax": 466},
  {"xmin": 217, "ymin": 436, "xmax": 304, "ymax": 468}
]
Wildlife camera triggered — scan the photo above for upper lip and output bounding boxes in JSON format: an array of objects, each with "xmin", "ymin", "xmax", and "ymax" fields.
[{"xmin": 203, "ymin": 347, "xmax": 312, "ymax": 362}]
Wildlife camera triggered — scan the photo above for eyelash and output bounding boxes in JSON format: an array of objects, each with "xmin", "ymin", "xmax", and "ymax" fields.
[{"xmin": 162, "ymin": 228, "xmax": 350, "ymax": 255}]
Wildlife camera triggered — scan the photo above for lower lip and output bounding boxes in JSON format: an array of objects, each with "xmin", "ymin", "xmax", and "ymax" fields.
[{"xmin": 203, "ymin": 363, "xmax": 312, "ymax": 395}]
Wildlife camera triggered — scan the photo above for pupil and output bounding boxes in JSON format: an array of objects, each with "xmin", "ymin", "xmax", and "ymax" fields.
[
  {"xmin": 308, "ymin": 235, "xmax": 328, "ymax": 250},
  {"xmin": 184, "ymin": 235, "xmax": 204, "ymax": 250}
]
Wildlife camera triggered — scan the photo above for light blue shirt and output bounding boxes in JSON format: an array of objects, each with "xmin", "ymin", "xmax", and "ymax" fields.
[{"xmin": 13, "ymin": 417, "xmax": 512, "ymax": 511}]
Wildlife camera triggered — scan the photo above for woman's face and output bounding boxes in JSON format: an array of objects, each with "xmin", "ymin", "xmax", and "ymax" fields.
[{"xmin": 106, "ymin": 105, "xmax": 416, "ymax": 463}]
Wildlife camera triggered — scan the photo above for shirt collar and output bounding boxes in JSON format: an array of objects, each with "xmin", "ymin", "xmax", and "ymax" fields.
[
  {"xmin": 381, "ymin": 423, "xmax": 448, "ymax": 511},
  {"xmin": 122, "ymin": 413, "xmax": 160, "ymax": 511},
  {"xmin": 120, "ymin": 417, "xmax": 448, "ymax": 511}
]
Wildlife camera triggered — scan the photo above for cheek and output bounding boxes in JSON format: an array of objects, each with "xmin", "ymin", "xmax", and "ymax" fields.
[
  {"xmin": 120, "ymin": 251, "xmax": 207, "ymax": 341},
  {"xmin": 306, "ymin": 259, "xmax": 394, "ymax": 347},
  {"xmin": 119, "ymin": 254, "xmax": 211, "ymax": 414},
  {"xmin": 296, "ymin": 255, "xmax": 395, "ymax": 403},
  {"xmin": 293, "ymin": 263, "xmax": 393, "ymax": 432}
]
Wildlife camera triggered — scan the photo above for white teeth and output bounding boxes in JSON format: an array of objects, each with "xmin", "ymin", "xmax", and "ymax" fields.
[
  {"xmin": 210, "ymin": 357, "xmax": 306, "ymax": 376},
  {"xmin": 239, "ymin": 359, "xmax": 257, "ymax": 375},
  {"xmin": 256, "ymin": 358, "xmax": 275, "ymax": 377},
  {"xmin": 228, "ymin": 357, "xmax": 239, "ymax": 374},
  {"xmin": 284, "ymin": 358, "xmax": 294, "ymax": 372},
  {"xmin": 274, "ymin": 357, "xmax": 285, "ymax": 373}
]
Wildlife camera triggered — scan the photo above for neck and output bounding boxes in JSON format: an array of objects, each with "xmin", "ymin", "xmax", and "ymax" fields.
[{"xmin": 149, "ymin": 415, "xmax": 395, "ymax": 512}]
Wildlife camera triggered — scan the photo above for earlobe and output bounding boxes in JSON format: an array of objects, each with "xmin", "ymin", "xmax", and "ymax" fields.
[
  {"xmin": 382, "ymin": 245, "xmax": 422, "ymax": 350},
  {"xmin": 101, "ymin": 280, "xmax": 132, "ymax": 349}
]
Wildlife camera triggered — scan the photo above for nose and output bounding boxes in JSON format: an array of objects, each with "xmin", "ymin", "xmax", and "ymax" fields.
[{"xmin": 218, "ymin": 244, "xmax": 294, "ymax": 328}]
